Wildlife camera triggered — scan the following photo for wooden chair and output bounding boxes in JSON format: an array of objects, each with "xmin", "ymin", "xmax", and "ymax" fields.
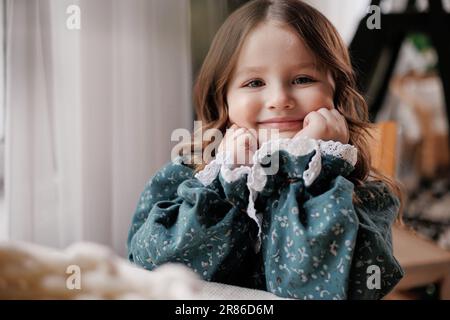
[{"xmin": 367, "ymin": 121, "xmax": 450, "ymax": 300}]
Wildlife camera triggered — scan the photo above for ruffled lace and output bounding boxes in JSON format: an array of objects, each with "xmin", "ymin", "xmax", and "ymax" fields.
[
  {"xmin": 194, "ymin": 151, "xmax": 252, "ymax": 185},
  {"xmin": 318, "ymin": 139, "xmax": 358, "ymax": 167},
  {"xmin": 220, "ymin": 165, "xmax": 252, "ymax": 183},
  {"xmin": 194, "ymin": 137, "xmax": 358, "ymax": 253},
  {"xmin": 193, "ymin": 158, "xmax": 222, "ymax": 187}
]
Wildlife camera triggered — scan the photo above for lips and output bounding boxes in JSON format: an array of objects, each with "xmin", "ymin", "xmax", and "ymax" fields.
[{"xmin": 257, "ymin": 117, "xmax": 303, "ymax": 131}]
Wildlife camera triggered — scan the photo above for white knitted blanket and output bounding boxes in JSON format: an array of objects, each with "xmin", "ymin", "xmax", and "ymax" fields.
[{"xmin": 0, "ymin": 241, "xmax": 284, "ymax": 300}]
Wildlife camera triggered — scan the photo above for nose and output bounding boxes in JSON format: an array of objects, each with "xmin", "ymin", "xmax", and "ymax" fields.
[{"xmin": 266, "ymin": 84, "xmax": 295, "ymax": 110}]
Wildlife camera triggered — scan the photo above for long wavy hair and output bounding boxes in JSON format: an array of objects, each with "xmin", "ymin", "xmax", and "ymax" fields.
[{"xmin": 186, "ymin": 0, "xmax": 404, "ymax": 218}]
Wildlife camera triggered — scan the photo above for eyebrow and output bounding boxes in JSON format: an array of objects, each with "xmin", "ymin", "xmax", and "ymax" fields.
[{"xmin": 234, "ymin": 62, "xmax": 318, "ymax": 78}]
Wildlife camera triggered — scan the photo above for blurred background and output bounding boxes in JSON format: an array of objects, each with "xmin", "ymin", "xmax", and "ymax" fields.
[{"xmin": 0, "ymin": 0, "xmax": 449, "ymax": 299}]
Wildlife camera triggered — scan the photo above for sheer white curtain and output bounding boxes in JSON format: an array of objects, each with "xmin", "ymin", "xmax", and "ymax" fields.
[{"xmin": 4, "ymin": 0, "xmax": 192, "ymax": 257}]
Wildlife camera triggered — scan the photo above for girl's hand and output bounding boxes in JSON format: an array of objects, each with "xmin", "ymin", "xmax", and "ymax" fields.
[
  {"xmin": 294, "ymin": 107, "xmax": 349, "ymax": 144},
  {"xmin": 218, "ymin": 124, "xmax": 258, "ymax": 167}
]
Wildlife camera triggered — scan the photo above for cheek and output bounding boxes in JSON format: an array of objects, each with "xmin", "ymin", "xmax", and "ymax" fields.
[
  {"xmin": 227, "ymin": 93, "xmax": 261, "ymax": 127},
  {"xmin": 298, "ymin": 86, "xmax": 335, "ymax": 113}
]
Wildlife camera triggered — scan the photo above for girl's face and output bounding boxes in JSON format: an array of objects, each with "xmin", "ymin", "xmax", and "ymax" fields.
[{"xmin": 226, "ymin": 20, "xmax": 336, "ymax": 141}]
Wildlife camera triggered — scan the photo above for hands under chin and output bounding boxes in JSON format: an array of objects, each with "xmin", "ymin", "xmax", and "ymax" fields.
[
  {"xmin": 230, "ymin": 107, "xmax": 350, "ymax": 157},
  {"xmin": 256, "ymin": 108, "xmax": 349, "ymax": 146}
]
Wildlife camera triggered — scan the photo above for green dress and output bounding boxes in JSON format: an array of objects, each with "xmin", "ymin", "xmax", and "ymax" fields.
[{"xmin": 127, "ymin": 137, "xmax": 404, "ymax": 300}]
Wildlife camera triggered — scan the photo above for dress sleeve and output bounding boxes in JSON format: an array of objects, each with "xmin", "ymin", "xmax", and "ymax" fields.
[
  {"xmin": 347, "ymin": 181, "xmax": 404, "ymax": 300},
  {"xmin": 127, "ymin": 157, "xmax": 257, "ymax": 284},
  {"xmin": 249, "ymin": 138, "xmax": 403, "ymax": 299},
  {"xmin": 253, "ymin": 146, "xmax": 360, "ymax": 299}
]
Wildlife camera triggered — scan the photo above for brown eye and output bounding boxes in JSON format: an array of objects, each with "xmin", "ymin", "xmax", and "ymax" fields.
[{"xmin": 293, "ymin": 77, "xmax": 314, "ymax": 85}]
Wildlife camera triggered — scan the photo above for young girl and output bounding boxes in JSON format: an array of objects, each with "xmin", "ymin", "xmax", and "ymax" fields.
[{"xmin": 127, "ymin": 0, "xmax": 404, "ymax": 300}]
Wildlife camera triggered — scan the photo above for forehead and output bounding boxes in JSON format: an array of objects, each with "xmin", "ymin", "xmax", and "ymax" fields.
[{"xmin": 234, "ymin": 21, "xmax": 317, "ymax": 71}]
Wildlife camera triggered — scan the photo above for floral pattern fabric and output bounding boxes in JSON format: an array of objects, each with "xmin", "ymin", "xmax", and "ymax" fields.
[{"xmin": 127, "ymin": 140, "xmax": 404, "ymax": 300}]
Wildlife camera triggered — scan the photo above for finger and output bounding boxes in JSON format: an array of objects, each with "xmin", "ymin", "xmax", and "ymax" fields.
[
  {"xmin": 225, "ymin": 124, "xmax": 238, "ymax": 137},
  {"xmin": 246, "ymin": 132, "xmax": 258, "ymax": 151},
  {"xmin": 334, "ymin": 110, "xmax": 350, "ymax": 142},
  {"xmin": 329, "ymin": 109, "xmax": 347, "ymax": 129},
  {"xmin": 246, "ymin": 128, "xmax": 258, "ymax": 141},
  {"xmin": 244, "ymin": 128, "xmax": 259, "ymax": 148},
  {"xmin": 331, "ymin": 108, "xmax": 341, "ymax": 115},
  {"xmin": 317, "ymin": 108, "xmax": 343, "ymax": 136},
  {"xmin": 226, "ymin": 126, "xmax": 243, "ymax": 139},
  {"xmin": 327, "ymin": 108, "xmax": 349, "ymax": 141},
  {"xmin": 316, "ymin": 107, "xmax": 336, "ymax": 123},
  {"xmin": 234, "ymin": 133, "xmax": 256, "ymax": 165},
  {"xmin": 236, "ymin": 130, "xmax": 255, "ymax": 144},
  {"xmin": 237, "ymin": 132, "xmax": 257, "ymax": 148},
  {"xmin": 304, "ymin": 111, "xmax": 326, "ymax": 127},
  {"xmin": 300, "ymin": 112, "xmax": 328, "ymax": 140},
  {"xmin": 337, "ymin": 115, "xmax": 348, "ymax": 134},
  {"xmin": 233, "ymin": 127, "xmax": 247, "ymax": 139},
  {"xmin": 331, "ymin": 108, "xmax": 345, "ymax": 120}
]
